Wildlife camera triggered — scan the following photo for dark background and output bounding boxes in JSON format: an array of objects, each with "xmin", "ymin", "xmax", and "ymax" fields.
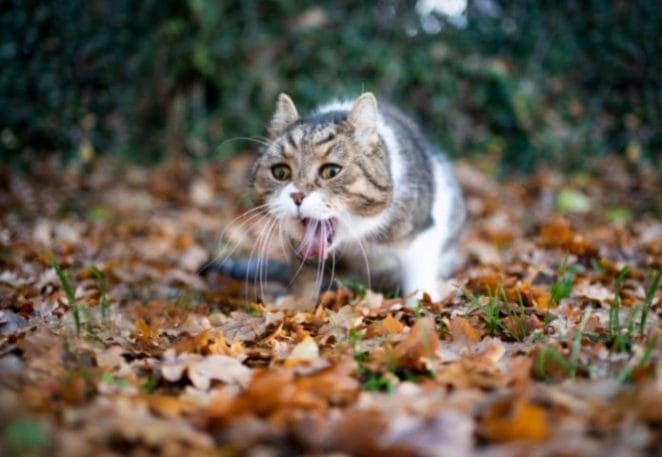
[{"xmin": 1, "ymin": 0, "xmax": 660, "ymax": 171}]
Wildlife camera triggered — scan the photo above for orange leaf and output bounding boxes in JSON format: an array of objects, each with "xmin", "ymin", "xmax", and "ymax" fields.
[
  {"xmin": 539, "ymin": 218, "xmax": 573, "ymax": 247},
  {"xmin": 482, "ymin": 399, "xmax": 549, "ymax": 442},
  {"xmin": 391, "ymin": 317, "xmax": 440, "ymax": 371},
  {"xmin": 145, "ymin": 395, "xmax": 198, "ymax": 419},
  {"xmin": 134, "ymin": 318, "xmax": 159, "ymax": 346},
  {"xmin": 507, "ymin": 281, "xmax": 554, "ymax": 310},
  {"xmin": 174, "ymin": 329, "xmax": 212, "ymax": 354},
  {"xmin": 380, "ymin": 313, "xmax": 405, "ymax": 335},
  {"xmin": 539, "ymin": 218, "xmax": 597, "ymax": 257},
  {"xmin": 448, "ymin": 316, "xmax": 482, "ymax": 344}
]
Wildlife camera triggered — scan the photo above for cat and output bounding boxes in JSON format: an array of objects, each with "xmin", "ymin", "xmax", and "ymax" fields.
[{"xmin": 245, "ymin": 92, "xmax": 466, "ymax": 306}]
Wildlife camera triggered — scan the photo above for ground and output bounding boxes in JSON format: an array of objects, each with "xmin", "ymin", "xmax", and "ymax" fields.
[{"xmin": 0, "ymin": 153, "xmax": 660, "ymax": 457}]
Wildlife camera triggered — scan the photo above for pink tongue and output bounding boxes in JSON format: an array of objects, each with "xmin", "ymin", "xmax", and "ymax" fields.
[{"xmin": 299, "ymin": 219, "xmax": 329, "ymax": 260}]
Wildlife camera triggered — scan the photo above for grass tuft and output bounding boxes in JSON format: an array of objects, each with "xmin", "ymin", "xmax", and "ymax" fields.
[
  {"xmin": 640, "ymin": 267, "xmax": 661, "ymax": 338},
  {"xmin": 608, "ymin": 266, "xmax": 630, "ymax": 353},
  {"xmin": 51, "ymin": 258, "xmax": 81, "ymax": 336},
  {"xmin": 569, "ymin": 307, "xmax": 591, "ymax": 379},
  {"xmin": 91, "ymin": 266, "xmax": 110, "ymax": 324}
]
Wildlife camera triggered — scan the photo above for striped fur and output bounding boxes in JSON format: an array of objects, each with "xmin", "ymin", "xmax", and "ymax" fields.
[{"xmin": 251, "ymin": 92, "xmax": 465, "ymax": 304}]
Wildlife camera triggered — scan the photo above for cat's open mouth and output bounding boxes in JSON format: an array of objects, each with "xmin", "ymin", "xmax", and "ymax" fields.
[{"xmin": 298, "ymin": 218, "xmax": 336, "ymax": 260}]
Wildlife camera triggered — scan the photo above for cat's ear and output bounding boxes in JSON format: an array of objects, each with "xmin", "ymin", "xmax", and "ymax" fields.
[
  {"xmin": 348, "ymin": 92, "xmax": 378, "ymax": 146},
  {"xmin": 269, "ymin": 93, "xmax": 299, "ymax": 137}
]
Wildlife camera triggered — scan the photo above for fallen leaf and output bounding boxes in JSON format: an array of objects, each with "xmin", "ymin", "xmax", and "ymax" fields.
[
  {"xmin": 216, "ymin": 311, "xmax": 275, "ymax": 342},
  {"xmin": 134, "ymin": 318, "xmax": 160, "ymax": 347},
  {"xmin": 556, "ymin": 188, "xmax": 593, "ymax": 213},
  {"xmin": 144, "ymin": 395, "xmax": 199, "ymax": 419},
  {"xmin": 391, "ymin": 317, "xmax": 440, "ymax": 371},
  {"xmin": 481, "ymin": 398, "xmax": 549, "ymax": 442},
  {"xmin": 380, "ymin": 313, "xmax": 405, "ymax": 335},
  {"xmin": 328, "ymin": 305, "xmax": 363, "ymax": 330},
  {"xmin": 187, "ymin": 355, "xmax": 252, "ymax": 390},
  {"xmin": 284, "ymin": 336, "xmax": 320, "ymax": 367},
  {"xmin": 448, "ymin": 316, "xmax": 482, "ymax": 344}
]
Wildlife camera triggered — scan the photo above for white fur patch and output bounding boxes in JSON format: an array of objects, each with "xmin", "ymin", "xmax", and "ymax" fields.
[
  {"xmin": 397, "ymin": 160, "xmax": 458, "ymax": 302},
  {"xmin": 270, "ymin": 183, "xmax": 334, "ymax": 221}
]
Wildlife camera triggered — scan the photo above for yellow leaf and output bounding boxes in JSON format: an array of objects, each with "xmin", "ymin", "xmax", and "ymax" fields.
[
  {"xmin": 381, "ymin": 313, "xmax": 404, "ymax": 334},
  {"xmin": 285, "ymin": 336, "xmax": 320, "ymax": 367}
]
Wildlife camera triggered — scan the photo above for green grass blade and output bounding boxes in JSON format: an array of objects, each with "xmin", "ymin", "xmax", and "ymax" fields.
[
  {"xmin": 51, "ymin": 258, "xmax": 80, "ymax": 335},
  {"xmin": 640, "ymin": 267, "xmax": 661, "ymax": 337},
  {"xmin": 569, "ymin": 306, "xmax": 591, "ymax": 379},
  {"xmin": 91, "ymin": 266, "xmax": 110, "ymax": 324}
]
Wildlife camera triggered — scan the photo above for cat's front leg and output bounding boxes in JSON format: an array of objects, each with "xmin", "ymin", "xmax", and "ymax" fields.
[
  {"xmin": 286, "ymin": 262, "xmax": 325, "ymax": 309},
  {"xmin": 399, "ymin": 227, "xmax": 451, "ymax": 305}
]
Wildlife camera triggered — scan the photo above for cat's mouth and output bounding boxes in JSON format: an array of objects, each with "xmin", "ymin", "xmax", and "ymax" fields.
[{"xmin": 298, "ymin": 218, "xmax": 336, "ymax": 260}]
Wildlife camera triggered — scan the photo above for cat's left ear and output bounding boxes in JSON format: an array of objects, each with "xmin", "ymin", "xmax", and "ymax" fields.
[
  {"xmin": 348, "ymin": 92, "xmax": 378, "ymax": 146},
  {"xmin": 269, "ymin": 93, "xmax": 299, "ymax": 137}
]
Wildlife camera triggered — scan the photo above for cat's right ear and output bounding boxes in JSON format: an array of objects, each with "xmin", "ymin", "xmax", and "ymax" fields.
[
  {"xmin": 348, "ymin": 92, "xmax": 378, "ymax": 147},
  {"xmin": 268, "ymin": 93, "xmax": 299, "ymax": 137}
]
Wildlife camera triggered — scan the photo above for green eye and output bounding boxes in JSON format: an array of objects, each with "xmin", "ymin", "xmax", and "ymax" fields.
[
  {"xmin": 271, "ymin": 164, "xmax": 291, "ymax": 181},
  {"xmin": 319, "ymin": 163, "xmax": 342, "ymax": 180}
]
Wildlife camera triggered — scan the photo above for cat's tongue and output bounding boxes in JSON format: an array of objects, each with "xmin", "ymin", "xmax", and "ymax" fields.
[{"xmin": 299, "ymin": 218, "xmax": 334, "ymax": 260}]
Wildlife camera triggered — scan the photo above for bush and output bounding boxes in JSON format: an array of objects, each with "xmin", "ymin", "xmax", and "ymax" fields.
[{"xmin": 1, "ymin": 0, "xmax": 660, "ymax": 169}]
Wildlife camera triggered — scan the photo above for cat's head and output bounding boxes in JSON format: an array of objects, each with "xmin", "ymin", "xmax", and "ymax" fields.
[{"xmin": 251, "ymin": 92, "xmax": 393, "ymax": 260}]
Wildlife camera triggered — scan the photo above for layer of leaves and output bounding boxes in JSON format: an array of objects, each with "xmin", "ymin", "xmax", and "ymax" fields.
[{"xmin": 0, "ymin": 154, "xmax": 660, "ymax": 456}]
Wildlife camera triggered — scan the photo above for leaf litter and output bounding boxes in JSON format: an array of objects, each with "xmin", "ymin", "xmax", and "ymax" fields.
[{"xmin": 0, "ymin": 154, "xmax": 660, "ymax": 456}]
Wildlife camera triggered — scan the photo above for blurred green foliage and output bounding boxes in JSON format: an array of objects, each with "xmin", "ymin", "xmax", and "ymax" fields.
[{"xmin": 1, "ymin": 0, "xmax": 660, "ymax": 169}]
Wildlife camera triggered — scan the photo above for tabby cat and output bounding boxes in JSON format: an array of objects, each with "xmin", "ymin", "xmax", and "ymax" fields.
[{"xmin": 248, "ymin": 92, "xmax": 465, "ymax": 305}]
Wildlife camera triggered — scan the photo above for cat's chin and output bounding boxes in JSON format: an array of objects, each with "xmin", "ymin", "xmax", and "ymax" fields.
[{"xmin": 294, "ymin": 217, "xmax": 337, "ymax": 261}]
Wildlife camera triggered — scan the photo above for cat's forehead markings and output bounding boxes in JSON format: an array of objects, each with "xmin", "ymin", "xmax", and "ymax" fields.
[
  {"xmin": 314, "ymin": 131, "xmax": 336, "ymax": 146},
  {"xmin": 285, "ymin": 131, "xmax": 298, "ymax": 150},
  {"xmin": 275, "ymin": 142, "xmax": 293, "ymax": 159}
]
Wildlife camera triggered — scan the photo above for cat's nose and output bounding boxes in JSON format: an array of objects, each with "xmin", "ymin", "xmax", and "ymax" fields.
[{"xmin": 290, "ymin": 191, "xmax": 305, "ymax": 206}]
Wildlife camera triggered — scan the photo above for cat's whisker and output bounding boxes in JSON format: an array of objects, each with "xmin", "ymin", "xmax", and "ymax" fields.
[
  {"xmin": 203, "ymin": 204, "xmax": 271, "ymax": 272},
  {"xmin": 314, "ymin": 222, "xmax": 326, "ymax": 296},
  {"xmin": 262, "ymin": 218, "xmax": 281, "ymax": 301},
  {"xmin": 255, "ymin": 217, "xmax": 278, "ymax": 302},
  {"xmin": 354, "ymin": 235, "xmax": 372, "ymax": 292},
  {"xmin": 254, "ymin": 216, "xmax": 279, "ymax": 302},
  {"xmin": 243, "ymin": 214, "xmax": 277, "ymax": 303},
  {"xmin": 287, "ymin": 244, "xmax": 310, "ymax": 290},
  {"xmin": 276, "ymin": 216, "xmax": 289, "ymax": 257},
  {"xmin": 217, "ymin": 136, "xmax": 272, "ymax": 150},
  {"xmin": 338, "ymin": 214, "xmax": 372, "ymax": 292},
  {"xmin": 326, "ymin": 250, "xmax": 337, "ymax": 294}
]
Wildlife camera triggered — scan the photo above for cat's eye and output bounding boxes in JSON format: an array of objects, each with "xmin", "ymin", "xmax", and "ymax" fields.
[
  {"xmin": 319, "ymin": 163, "xmax": 342, "ymax": 180},
  {"xmin": 271, "ymin": 164, "xmax": 291, "ymax": 181}
]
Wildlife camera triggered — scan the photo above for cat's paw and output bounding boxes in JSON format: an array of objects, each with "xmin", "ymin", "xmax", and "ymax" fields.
[{"xmin": 403, "ymin": 285, "xmax": 440, "ymax": 308}]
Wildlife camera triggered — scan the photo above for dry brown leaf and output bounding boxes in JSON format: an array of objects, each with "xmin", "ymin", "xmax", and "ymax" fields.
[
  {"xmin": 436, "ymin": 358, "xmax": 507, "ymax": 390},
  {"xmin": 134, "ymin": 318, "xmax": 160, "ymax": 346},
  {"xmin": 144, "ymin": 394, "xmax": 199, "ymax": 419},
  {"xmin": 448, "ymin": 316, "xmax": 482, "ymax": 344},
  {"xmin": 187, "ymin": 354, "xmax": 252, "ymax": 390},
  {"xmin": 328, "ymin": 305, "xmax": 363, "ymax": 330},
  {"xmin": 539, "ymin": 218, "xmax": 597, "ymax": 257},
  {"xmin": 216, "ymin": 310, "xmax": 279, "ymax": 342},
  {"xmin": 391, "ymin": 317, "xmax": 440, "ymax": 371},
  {"xmin": 174, "ymin": 328, "xmax": 213, "ymax": 354},
  {"xmin": 502, "ymin": 315, "xmax": 529, "ymax": 340}
]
